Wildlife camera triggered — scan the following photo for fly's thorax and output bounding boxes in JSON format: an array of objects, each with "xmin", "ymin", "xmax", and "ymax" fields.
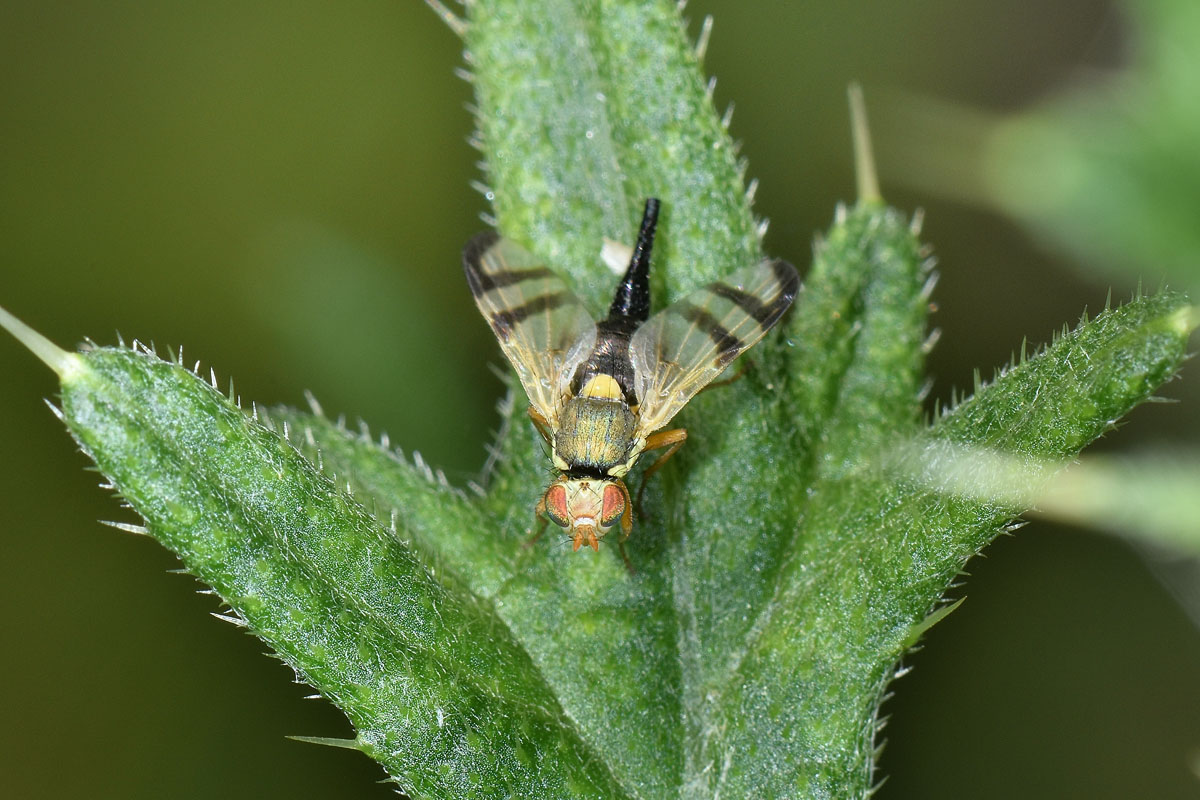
[
  {"xmin": 541, "ymin": 476, "xmax": 628, "ymax": 552},
  {"xmin": 570, "ymin": 318, "xmax": 640, "ymax": 406},
  {"xmin": 554, "ymin": 394, "xmax": 638, "ymax": 475}
]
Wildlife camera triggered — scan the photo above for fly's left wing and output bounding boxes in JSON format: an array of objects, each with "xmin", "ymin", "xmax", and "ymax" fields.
[
  {"xmin": 629, "ymin": 258, "xmax": 799, "ymax": 435},
  {"xmin": 463, "ymin": 232, "xmax": 597, "ymax": 424}
]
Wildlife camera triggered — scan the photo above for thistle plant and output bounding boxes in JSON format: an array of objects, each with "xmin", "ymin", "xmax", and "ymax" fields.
[{"xmin": 1, "ymin": 1, "xmax": 1193, "ymax": 798}]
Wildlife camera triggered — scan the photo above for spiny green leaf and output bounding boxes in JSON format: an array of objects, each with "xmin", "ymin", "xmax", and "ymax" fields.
[
  {"xmin": 668, "ymin": 199, "xmax": 932, "ymax": 795},
  {"xmin": 55, "ymin": 344, "xmax": 628, "ymax": 799},
  {"xmin": 710, "ymin": 291, "xmax": 1191, "ymax": 798},
  {"xmin": 934, "ymin": 292, "xmax": 1191, "ymax": 460},
  {"xmin": 259, "ymin": 405, "xmax": 514, "ymax": 598}
]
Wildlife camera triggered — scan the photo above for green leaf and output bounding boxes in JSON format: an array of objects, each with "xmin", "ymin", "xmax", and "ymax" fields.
[
  {"xmin": 53, "ymin": 344, "xmax": 628, "ymax": 799},
  {"xmin": 710, "ymin": 290, "xmax": 1190, "ymax": 797},
  {"xmin": 1, "ymin": 1, "xmax": 1194, "ymax": 799},
  {"xmin": 983, "ymin": 0, "xmax": 1200, "ymax": 290},
  {"xmin": 465, "ymin": 0, "xmax": 760, "ymax": 310}
]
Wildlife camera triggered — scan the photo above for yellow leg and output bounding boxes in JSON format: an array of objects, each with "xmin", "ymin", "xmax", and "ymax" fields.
[
  {"xmin": 523, "ymin": 517, "xmax": 549, "ymax": 550},
  {"xmin": 635, "ymin": 428, "xmax": 688, "ymax": 514},
  {"xmin": 699, "ymin": 360, "xmax": 751, "ymax": 393},
  {"xmin": 527, "ymin": 405, "xmax": 553, "ymax": 443}
]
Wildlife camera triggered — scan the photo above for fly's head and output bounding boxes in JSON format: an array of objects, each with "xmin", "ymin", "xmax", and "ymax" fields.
[{"xmin": 540, "ymin": 476, "xmax": 628, "ymax": 552}]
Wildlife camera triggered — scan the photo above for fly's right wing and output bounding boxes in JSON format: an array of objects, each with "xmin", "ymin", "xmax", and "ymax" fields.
[
  {"xmin": 629, "ymin": 258, "xmax": 799, "ymax": 435},
  {"xmin": 463, "ymin": 232, "xmax": 597, "ymax": 424}
]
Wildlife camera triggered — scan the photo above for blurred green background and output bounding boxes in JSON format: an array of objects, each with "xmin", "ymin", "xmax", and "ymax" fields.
[{"xmin": 1, "ymin": 1, "xmax": 1197, "ymax": 797}]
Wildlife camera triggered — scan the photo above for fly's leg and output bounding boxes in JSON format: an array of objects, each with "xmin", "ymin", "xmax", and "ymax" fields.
[
  {"xmin": 617, "ymin": 540, "xmax": 635, "ymax": 575},
  {"xmin": 523, "ymin": 518, "xmax": 549, "ymax": 550},
  {"xmin": 699, "ymin": 360, "xmax": 751, "ymax": 393},
  {"xmin": 634, "ymin": 428, "xmax": 688, "ymax": 515},
  {"xmin": 527, "ymin": 405, "xmax": 553, "ymax": 443}
]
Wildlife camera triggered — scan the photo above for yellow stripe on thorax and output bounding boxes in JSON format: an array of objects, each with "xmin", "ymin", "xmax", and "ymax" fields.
[{"xmin": 579, "ymin": 373, "xmax": 623, "ymax": 400}]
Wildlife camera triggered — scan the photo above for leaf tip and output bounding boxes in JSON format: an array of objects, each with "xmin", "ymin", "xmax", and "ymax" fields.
[
  {"xmin": 99, "ymin": 519, "xmax": 150, "ymax": 536},
  {"xmin": 0, "ymin": 304, "xmax": 86, "ymax": 382},
  {"xmin": 1168, "ymin": 304, "xmax": 1200, "ymax": 337},
  {"xmin": 286, "ymin": 734, "xmax": 365, "ymax": 752},
  {"xmin": 901, "ymin": 596, "xmax": 966, "ymax": 650},
  {"xmin": 848, "ymin": 82, "xmax": 882, "ymax": 205}
]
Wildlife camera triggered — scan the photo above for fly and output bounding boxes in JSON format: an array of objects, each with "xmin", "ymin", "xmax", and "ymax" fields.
[{"xmin": 464, "ymin": 198, "xmax": 798, "ymax": 568}]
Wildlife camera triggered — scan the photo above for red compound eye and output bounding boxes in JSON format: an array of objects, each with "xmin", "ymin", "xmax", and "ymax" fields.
[
  {"xmin": 600, "ymin": 483, "xmax": 626, "ymax": 528},
  {"xmin": 544, "ymin": 484, "xmax": 570, "ymax": 527}
]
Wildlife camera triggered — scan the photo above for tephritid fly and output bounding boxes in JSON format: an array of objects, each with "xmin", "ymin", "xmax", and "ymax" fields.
[{"xmin": 464, "ymin": 199, "xmax": 798, "ymax": 568}]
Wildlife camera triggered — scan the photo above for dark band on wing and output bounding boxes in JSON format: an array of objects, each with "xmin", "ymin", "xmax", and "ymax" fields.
[
  {"xmin": 706, "ymin": 282, "xmax": 771, "ymax": 324},
  {"xmin": 673, "ymin": 302, "xmax": 741, "ymax": 354},
  {"xmin": 705, "ymin": 259, "xmax": 800, "ymax": 327},
  {"xmin": 463, "ymin": 230, "xmax": 556, "ymax": 295},
  {"xmin": 469, "ymin": 265, "xmax": 556, "ymax": 295},
  {"xmin": 462, "ymin": 230, "xmax": 500, "ymax": 271},
  {"xmin": 768, "ymin": 259, "xmax": 801, "ymax": 319},
  {"xmin": 772, "ymin": 258, "xmax": 800, "ymax": 291},
  {"xmin": 707, "ymin": 260, "xmax": 799, "ymax": 324},
  {"xmin": 676, "ymin": 261, "xmax": 800, "ymax": 367},
  {"xmin": 490, "ymin": 291, "xmax": 571, "ymax": 339}
]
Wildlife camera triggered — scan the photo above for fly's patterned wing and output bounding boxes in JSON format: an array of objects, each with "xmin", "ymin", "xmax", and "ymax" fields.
[
  {"xmin": 629, "ymin": 258, "xmax": 799, "ymax": 434},
  {"xmin": 463, "ymin": 232, "xmax": 597, "ymax": 424}
]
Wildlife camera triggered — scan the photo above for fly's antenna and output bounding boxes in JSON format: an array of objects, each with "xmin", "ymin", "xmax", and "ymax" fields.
[{"xmin": 607, "ymin": 197, "xmax": 660, "ymax": 322}]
